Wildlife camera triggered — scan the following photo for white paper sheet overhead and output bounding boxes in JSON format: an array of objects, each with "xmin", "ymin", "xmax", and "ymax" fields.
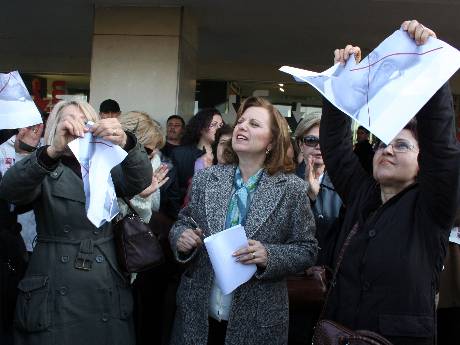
[
  {"xmin": 204, "ymin": 224, "xmax": 256, "ymax": 295},
  {"xmin": 280, "ymin": 29, "xmax": 460, "ymax": 144},
  {"xmin": 68, "ymin": 130, "xmax": 128, "ymax": 228},
  {"xmin": 0, "ymin": 71, "xmax": 43, "ymax": 130}
]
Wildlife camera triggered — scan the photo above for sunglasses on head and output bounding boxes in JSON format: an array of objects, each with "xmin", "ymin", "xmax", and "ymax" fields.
[{"xmin": 302, "ymin": 135, "xmax": 320, "ymax": 147}]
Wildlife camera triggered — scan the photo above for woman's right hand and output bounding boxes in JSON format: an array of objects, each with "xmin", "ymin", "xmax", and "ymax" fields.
[
  {"xmin": 177, "ymin": 228, "xmax": 203, "ymax": 254},
  {"xmin": 47, "ymin": 111, "xmax": 87, "ymax": 159}
]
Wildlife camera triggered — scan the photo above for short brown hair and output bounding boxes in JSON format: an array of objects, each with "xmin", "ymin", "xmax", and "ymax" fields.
[{"xmin": 224, "ymin": 97, "xmax": 295, "ymax": 175}]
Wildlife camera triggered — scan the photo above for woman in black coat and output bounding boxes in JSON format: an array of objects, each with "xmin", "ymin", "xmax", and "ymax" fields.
[
  {"xmin": 169, "ymin": 108, "xmax": 223, "ymax": 205},
  {"xmin": 320, "ymin": 20, "xmax": 460, "ymax": 345}
]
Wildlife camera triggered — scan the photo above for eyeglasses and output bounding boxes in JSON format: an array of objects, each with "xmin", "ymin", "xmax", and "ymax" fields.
[
  {"xmin": 209, "ymin": 122, "xmax": 224, "ymax": 129},
  {"xmin": 377, "ymin": 140, "xmax": 416, "ymax": 153},
  {"xmin": 302, "ymin": 135, "xmax": 320, "ymax": 147}
]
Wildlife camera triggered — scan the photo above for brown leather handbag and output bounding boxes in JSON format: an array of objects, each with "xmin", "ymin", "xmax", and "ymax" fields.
[
  {"xmin": 312, "ymin": 223, "xmax": 394, "ymax": 345},
  {"xmin": 313, "ymin": 320, "xmax": 394, "ymax": 345},
  {"xmin": 288, "ymin": 266, "xmax": 329, "ymax": 309},
  {"xmin": 113, "ymin": 197, "xmax": 164, "ymax": 273}
]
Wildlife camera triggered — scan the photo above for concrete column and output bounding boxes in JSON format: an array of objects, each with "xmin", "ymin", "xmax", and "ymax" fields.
[{"xmin": 89, "ymin": 6, "xmax": 197, "ymax": 126}]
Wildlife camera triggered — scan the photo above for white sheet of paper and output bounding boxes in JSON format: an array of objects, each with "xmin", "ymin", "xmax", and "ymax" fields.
[
  {"xmin": 204, "ymin": 224, "xmax": 257, "ymax": 295},
  {"xmin": 280, "ymin": 29, "xmax": 460, "ymax": 144},
  {"xmin": 68, "ymin": 132, "xmax": 128, "ymax": 228},
  {"xmin": 0, "ymin": 71, "xmax": 43, "ymax": 129},
  {"xmin": 449, "ymin": 227, "xmax": 460, "ymax": 245}
]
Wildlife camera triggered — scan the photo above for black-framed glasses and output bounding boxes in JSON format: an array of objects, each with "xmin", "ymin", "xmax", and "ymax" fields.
[
  {"xmin": 377, "ymin": 140, "xmax": 416, "ymax": 153},
  {"xmin": 302, "ymin": 135, "xmax": 320, "ymax": 147}
]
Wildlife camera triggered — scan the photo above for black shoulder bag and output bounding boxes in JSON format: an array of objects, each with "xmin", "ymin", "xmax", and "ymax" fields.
[{"xmin": 113, "ymin": 197, "xmax": 164, "ymax": 273}]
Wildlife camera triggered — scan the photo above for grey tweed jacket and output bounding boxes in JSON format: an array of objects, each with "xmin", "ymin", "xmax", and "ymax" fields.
[{"xmin": 169, "ymin": 164, "xmax": 317, "ymax": 345}]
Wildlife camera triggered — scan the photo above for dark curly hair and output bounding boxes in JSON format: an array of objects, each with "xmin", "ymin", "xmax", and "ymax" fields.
[
  {"xmin": 212, "ymin": 124, "xmax": 233, "ymax": 165},
  {"xmin": 180, "ymin": 108, "xmax": 221, "ymax": 146}
]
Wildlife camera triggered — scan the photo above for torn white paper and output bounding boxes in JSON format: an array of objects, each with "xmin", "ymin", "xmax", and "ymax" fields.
[
  {"xmin": 0, "ymin": 71, "xmax": 43, "ymax": 130},
  {"xmin": 280, "ymin": 29, "xmax": 460, "ymax": 144},
  {"xmin": 68, "ymin": 131, "xmax": 127, "ymax": 228},
  {"xmin": 449, "ymin": 227, "xmax": 460, "ymax": 245},
  {"xmin": 204, "ymin": 224, "xmax": 256, "ymax": 295}
]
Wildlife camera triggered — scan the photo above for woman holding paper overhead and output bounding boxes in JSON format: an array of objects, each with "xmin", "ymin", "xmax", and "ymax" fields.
[
  {"xmin": 317, "ymin": 20, "xmax": 460, "ymax": 345},
  {"xmin": 169, "ymin": 97, "xmax": 318, "ymax": 345},
  {"xmin": 0, "ymin": 100, "xmax": 152, "ymax": 345}
]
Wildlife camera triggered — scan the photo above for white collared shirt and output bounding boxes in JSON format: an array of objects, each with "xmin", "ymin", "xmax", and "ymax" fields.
[{"xmin": 208, "ymin": 280, "xmax": 233, "ymax": 321}]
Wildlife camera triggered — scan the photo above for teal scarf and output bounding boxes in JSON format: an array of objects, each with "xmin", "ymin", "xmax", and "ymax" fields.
[{"xmin": 225, "ymin": 167, "xmax": 263, "ymax": 228}]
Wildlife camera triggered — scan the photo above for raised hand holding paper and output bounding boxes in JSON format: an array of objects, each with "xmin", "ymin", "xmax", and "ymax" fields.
[
  {"xmin": 0, "ymin": 71, "xmax": 43, "ymax": 129},
  {"xmin": 280, "ymin": 29, "xmax": 460, "ymax": 144}
]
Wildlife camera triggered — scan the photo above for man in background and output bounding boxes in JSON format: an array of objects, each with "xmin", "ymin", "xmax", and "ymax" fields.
[
  {"xmin": 353, "ymin": 125, "xmax": 374, "ymax": 174},
  {"xmin": 99, "ymin": 99, "xmax": 121, "ymax": 119},
  {"xmin": 161, "ymin": 115, "xmax": 185, "ymax": 158}
]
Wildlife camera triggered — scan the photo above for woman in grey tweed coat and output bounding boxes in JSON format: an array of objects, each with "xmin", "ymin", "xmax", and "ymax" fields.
[{"xmin": 169, "ymin": 96, "xmax": 318, "ymax": 345}]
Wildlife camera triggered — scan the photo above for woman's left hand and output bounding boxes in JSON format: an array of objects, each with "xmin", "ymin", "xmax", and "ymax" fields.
[
  {"xmin": 401, "ymin": 19, "xmax": 436, "ymax": 45},
  {"xmin": 233, "ymin": 239, "xmax": 268, "ymax": 268},
  {"xmin": 306, "ymin": 156, "xmax": 321, "ymax": 201},
  {"xmin": 90, "ymin": 118, "xmax": 127, "ymax": 148},
  {"xmin": 14, "ymin": 124, "xmax": 44, "ymax": 153}
]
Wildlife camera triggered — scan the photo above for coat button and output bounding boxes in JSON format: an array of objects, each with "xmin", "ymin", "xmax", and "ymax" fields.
[
  {"xmin": 368, "ymin": 229, "xmax": 376, "ymax": 238},
  {"xmin": 60, "ymin": 255, "xmax": 69, "ymax": 263},
  {"xmin": 63, "ymin": 225, "xmax": 71, "ymax": 233},
  {"xmin": 101, "ymin": 313, "xmax": 109, "ymax": 322},
  {"xmin": 51, "ymin": 171, "xmax": 58, "ymax": 178},
  {"xmin": 59, "ymin": 286, "xmax": 68, "ymax": 296},
  {"xmin": 95, "ymin": 255, "xmax": 104, "ymax": 263},
  {"xmin": 93, "ymin": 230, "xmax": 99, "ymax": 235}
]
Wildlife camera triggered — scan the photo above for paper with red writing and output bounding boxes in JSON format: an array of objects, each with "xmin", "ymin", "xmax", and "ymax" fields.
[
  {"xmin": 280, "ymin": 29, "xmax": 460, "ymax": 144},
  {"xmin": 68, "ymin": 127, "xmax": 127, "ymax": 228}
]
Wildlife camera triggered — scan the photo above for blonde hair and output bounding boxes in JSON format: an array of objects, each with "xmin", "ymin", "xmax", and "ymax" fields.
[
  {"xmin": 294, "ymin": 112, "xmax": 322, "ymax": 145},
  {"xmin": 45, "ymin": 100, "xmax": 99, "ymax": 146},
  {"xmin": 119, "ymin": 111, "xmax": 165, "ymax": 149}
]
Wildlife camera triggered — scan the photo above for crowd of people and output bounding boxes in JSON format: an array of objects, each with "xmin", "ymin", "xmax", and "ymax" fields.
[{"xmin": 0, "ymin": 19, "xmax": 459, "ymax": 345}]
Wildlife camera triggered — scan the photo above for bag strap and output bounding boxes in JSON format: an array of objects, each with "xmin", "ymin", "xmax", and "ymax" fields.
[
  {"xmin": 120, "ymin": 196, "xmax": 140, "ymax": 217},
  {"xmin": 318, "ymin": 221, "xmax": 360, "ymax": 321}
]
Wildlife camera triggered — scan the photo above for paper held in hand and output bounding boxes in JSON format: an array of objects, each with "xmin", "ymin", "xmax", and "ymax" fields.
[
  {"xmin": 0, "ymin": 71, "xmax": 43, "ymax": 130},
  {"xmin": 280, "ymin": 29, "xmax": 460, "ymax": 144},
  {"xmin": 204, "ymin": 224, "xmax": 257, "ymax": 295},
  {"xmin": 68, "ymin": 128, "xmax": 128, "ymax": 228}
]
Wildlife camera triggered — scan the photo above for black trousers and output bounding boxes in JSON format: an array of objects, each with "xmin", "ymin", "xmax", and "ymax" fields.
[
  {"xmin": 437, "ymin": 307, "xmax": 460, "ymax": 345},
  {"xmin": 207, "ymin": 317, "xmax": 228, "ymax": 345}
]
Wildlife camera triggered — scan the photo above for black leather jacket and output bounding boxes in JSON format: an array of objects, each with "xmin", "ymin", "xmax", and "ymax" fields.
[{"xmin": 296, "ymin": 163, "xmax": 342, "ymax": 266}]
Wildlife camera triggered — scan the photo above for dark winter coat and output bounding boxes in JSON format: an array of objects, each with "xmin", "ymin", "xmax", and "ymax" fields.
[
  {"xmin": 0, "ymin": 135, "xmax": 152, "ymax": 345},
  {"xmin": 296, "ymin": 164, "xmax": 343, "ymax": 266},
  {"xmin": 320, "ymin": 84, "xmax": 460, "ymax": 344}
]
